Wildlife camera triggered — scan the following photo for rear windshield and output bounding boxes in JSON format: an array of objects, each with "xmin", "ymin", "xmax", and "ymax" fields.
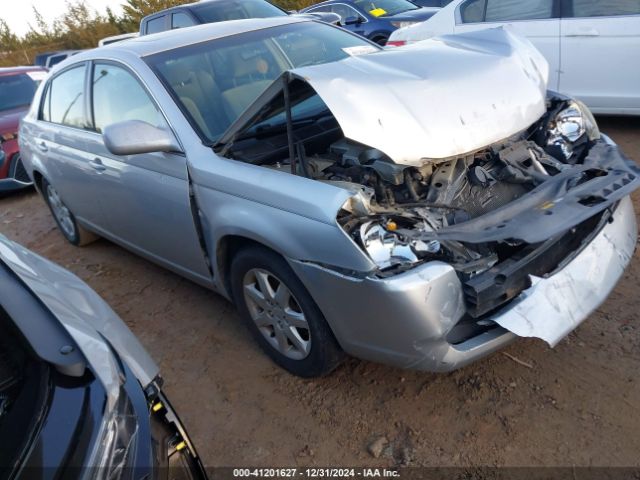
[
  {"xmin": 0, "ymin": 74, "xmax": 38, "ymax": 113},
  {"xmin": 146, "ymin": 21, "xmax": 378, "ymax": 143},
  {"xmin": 192, "ymin": 0, "xmax": 288, "ymax": 22}
]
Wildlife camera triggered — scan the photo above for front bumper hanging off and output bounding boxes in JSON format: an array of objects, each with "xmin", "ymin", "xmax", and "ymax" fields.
[{"xmin": 290, "ymin": 194, "xmax": 636, "ymax": 372}]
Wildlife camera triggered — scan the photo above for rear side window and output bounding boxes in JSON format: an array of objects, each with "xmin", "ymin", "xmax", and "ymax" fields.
[
  {"xmin": 172, "ymin": 12, "xmax": 196, "ymax": 28},
  {"xmin": 460, "ymin": 0, "xmax": 486, "ymax": 22},
  {"xmin": 91, "ymin": 63, "xmax": 164, "ymax": 133},
  {"xmin": 571, "ymin": 0, "xmax": 640, "ymax": 17},
  {"xmin": 47, "ymin": 65, "xmax": 88, "ymax": 128},
  {"xmin": 486, "ymin": 0, "xmax": 554, "ymax": 21},
  {"xmin": 306, "ymin": 5, "xmax": 331, "ymax": 13},
  {"xmin": 461, "ymin": 0, "xmax": 554, "ymax": 22},
  {"xmin": 146, "ymin": 15, "xmax": 166, "ymax": 34},
  {"xmin": 192, "ymin": 0, "xmax": 287, "ymax": 22}
]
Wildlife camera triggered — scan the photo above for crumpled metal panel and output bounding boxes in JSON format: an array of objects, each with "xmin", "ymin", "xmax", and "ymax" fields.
[
  {"xmin": 292, "ymin": 27, "xmax": 549, "ymax": 165},
  {"xmin": 0, "ymin": 235, "xmax": 159, "ymax": 406},
  {"xmin": 491, "ymin": 196, "xmax": 637, "ymax": 346}
]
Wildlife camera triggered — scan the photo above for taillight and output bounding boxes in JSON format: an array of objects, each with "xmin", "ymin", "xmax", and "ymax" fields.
[{"xmin": 386, "ymin": 40, "xmax": 407, "ymax": 47}]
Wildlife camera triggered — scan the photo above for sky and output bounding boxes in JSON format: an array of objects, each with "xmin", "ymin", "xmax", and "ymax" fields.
[{"xmin": 1, "ymin": 0, "xmax": 123, "ymax": 37}]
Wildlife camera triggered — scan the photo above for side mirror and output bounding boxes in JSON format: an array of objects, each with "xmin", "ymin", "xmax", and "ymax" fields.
[
  {"xmin": 343, "ymin": 15, "xmax": 361, "ymax": 25},
  {"xmin": 103, "ymin": 120, "xmax": 182, "ymax": 156}
]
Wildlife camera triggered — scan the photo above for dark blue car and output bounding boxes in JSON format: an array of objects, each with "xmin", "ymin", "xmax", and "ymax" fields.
[{"xmin": 301, "ymin": 0, "xmax": 438, "ymax": 45}]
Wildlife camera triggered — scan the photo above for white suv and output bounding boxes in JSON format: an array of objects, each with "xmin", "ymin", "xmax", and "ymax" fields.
[{"xmin": 388, "ymin": 0, "xmax": 640, "ymax": 115}]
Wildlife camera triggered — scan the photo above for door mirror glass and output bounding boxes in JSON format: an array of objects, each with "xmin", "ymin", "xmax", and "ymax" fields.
[{"xmin": 103, "ymin": 120, "xmax": 182, "ymax": 156}]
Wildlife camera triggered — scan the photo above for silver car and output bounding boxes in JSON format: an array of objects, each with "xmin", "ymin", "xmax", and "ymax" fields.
[{"xmin": 19, "ymin": 18, "xmax": 640, "ymax": 377}]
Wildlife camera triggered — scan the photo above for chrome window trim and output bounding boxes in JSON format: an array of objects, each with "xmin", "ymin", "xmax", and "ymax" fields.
[{"xmin": 307, "ymin": 3, "xmax": 370, "ymax": 23}]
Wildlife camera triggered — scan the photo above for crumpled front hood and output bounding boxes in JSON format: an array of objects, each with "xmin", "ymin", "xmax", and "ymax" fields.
[{"xmin": 292, "ymin": 27, "xmax": 549, "ymax": 165}]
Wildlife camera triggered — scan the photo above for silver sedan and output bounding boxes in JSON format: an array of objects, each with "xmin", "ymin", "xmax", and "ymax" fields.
[{"xmin": 19, "ymin": 18, "xmax": 640, "ymax": 377}]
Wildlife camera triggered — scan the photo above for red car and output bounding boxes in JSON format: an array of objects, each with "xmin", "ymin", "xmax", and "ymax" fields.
[{"xmin": 0, "ymin": 66, "xmax": 47, "ymax": 192}]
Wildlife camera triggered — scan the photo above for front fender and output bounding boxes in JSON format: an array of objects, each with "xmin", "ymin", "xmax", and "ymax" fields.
[{"xmin": 192, "ymin": 182, "xmax": 376, "ymax": 295}]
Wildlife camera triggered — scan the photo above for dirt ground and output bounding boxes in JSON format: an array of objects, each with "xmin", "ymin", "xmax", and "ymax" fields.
[{"xmin": 1, "ymin": 117, "xmax": 639, "ymax": 468}]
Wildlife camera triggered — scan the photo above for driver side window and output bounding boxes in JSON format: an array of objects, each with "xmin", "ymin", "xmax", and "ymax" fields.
[
  {"xmin": 91, "ymin": 63, "xmax": 165, "ymax": 134},
  {"xmin": 331, "ymin": 4, "xmax": 365, "ymax": 22}
]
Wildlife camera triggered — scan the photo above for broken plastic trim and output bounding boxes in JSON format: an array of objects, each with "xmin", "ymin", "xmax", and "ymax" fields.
[{"xmin": 404, "ymin": 142, "xmax": 640, "ymax": 244}]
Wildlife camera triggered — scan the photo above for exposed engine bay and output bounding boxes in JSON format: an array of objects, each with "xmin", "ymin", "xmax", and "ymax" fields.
[{"xmin": 217, "ymin": 79, "xmax": 640, "ymax": 317}]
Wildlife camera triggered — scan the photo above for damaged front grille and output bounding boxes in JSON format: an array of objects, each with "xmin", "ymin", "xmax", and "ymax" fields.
[{"xmin": 462, "ymin": 210, "xmax": 609, "ymax": 318}]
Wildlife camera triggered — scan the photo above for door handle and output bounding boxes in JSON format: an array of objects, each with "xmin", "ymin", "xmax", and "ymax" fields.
[
  {"xmin": 89, "ymin": 158, "xmax": 106, "ymax": 172},
  {"xmin": 565, "ymin": 28, "xmax": 599, "ymax": 37},
  {"xmin": 37, "ymin": 141, "xmax": 48, "ymax": 152}
]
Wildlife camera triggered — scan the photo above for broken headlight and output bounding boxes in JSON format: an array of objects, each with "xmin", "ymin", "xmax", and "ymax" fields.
[
  {"xmin": 547, "ymin": 100, "xmax": 600, "ymax": 160},
  {"xmin": 90, "ymin": 387, "xmax": 139, "ymax": 480},
  {"xmin": 359, "ymin": 221, "xmax": 440, "ymax": 270}
]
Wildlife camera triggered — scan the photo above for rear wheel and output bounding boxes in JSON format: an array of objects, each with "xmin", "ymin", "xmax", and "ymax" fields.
[
  {"xmin": 230, "ymin": 246, "xmax": 344, "ymax": 377},
  {"xmin": 372, "ymin": 35, "xmax": 389, "ymax": 46},
  {"xmin": 42, "ymin": 178, "xmax": 98, "ymax": 246}
]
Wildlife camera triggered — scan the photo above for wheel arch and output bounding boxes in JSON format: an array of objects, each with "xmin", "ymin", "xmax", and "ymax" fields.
[
  {"xmin": 215, "ymin": 234, "xmax": 283, "ymax": 303},
  {"xmin": 32, "ymin": 169, "xmax": 45, "ymax": 194}
]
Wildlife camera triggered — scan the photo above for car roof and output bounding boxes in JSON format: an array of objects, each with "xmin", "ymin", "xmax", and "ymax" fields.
[
  {"xmin": 0, "ymin": 66, "xmax": 47, "ymax": 76},
  {"xmin": 75, "ymin": 17, "xmax": 308, "ymax": 59},
  {"xmin": 306, "ymin": 0, "xmax": 356, "ymax": 6},
  {"xmin": 143, "ymin": 0, "xmax": 282, "ymax": 18}
]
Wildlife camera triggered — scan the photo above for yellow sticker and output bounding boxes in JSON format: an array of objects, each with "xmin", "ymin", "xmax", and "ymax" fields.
[{"xmin": 369, "ymin": 8, "xmax": 387, "ymax": 16}]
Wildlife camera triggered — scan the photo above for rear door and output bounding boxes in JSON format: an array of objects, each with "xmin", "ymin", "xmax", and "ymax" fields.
[
  {"xmin": 35, "ymin": 63, "xmax": 106, "ymax": 227},
  {"xmin": 454, "ymin": 0, "xmax": 561, "ymax": 90},
  {"xmin": 559, "ymin": 0, "xmax": 640, "ymax": 113},
  {"xmin": 85, "ymin": 61, "xmax": 211, "ymax": 281}
]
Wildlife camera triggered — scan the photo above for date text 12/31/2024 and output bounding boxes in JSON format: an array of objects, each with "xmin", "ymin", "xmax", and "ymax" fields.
[{"xmin": 232, "ymin": 468, "xmax": 401, "ymax": 478}]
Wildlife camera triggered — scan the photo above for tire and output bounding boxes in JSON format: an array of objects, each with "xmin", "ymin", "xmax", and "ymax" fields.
[
  {"xmin": 372, "ymin": 35, "xmax": 389, "ymax": 46},
  {"xmin": 42, "ymin": 178, "xmax": 99, "ymax": 247},
  {"xmin": 230, "ymin": 246, "xmax": 344, "ymax": 377}
]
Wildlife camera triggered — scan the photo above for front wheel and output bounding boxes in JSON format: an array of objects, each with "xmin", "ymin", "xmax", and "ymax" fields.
[
  {"xmin": 42, "ymin": 178, "xmax": 98, "ymax": 246},
  {"xmin": 230, "ymin": 246, "xmax": 344, "ymax": 377}
]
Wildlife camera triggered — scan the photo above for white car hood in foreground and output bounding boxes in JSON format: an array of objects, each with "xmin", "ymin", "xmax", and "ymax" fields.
[
  {"xmin": 0, "ymin": 236, "xmax": 159, "ymax": 407},
  {"xmin": 293, "ymin": 27, "xmax": 549, "ymax": 165}
]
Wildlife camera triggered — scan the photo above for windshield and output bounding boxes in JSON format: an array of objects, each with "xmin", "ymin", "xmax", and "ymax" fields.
[
  {"xmin": 192, "ymin": 0, "xmax": 287, "ymax": 22},
  {"xmin": 353, "ymin": 0, "xmax": 419, "ymax": 16},
  {"xmin": 147, "ymin": 21, "xmax": 379, "ymax": 143},
  {"xmin": 0, "ymin": 74, "xmax": 38, "ymax": 113}
]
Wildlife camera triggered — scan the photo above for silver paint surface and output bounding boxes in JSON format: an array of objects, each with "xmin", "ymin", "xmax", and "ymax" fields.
[{"xmin": 293, "ymin": 27, "xmax": 549, "ymax": 164}]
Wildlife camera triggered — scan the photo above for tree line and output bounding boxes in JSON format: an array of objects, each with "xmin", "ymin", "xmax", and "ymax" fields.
[{"xmin": 0, "ymin": 0, "xmax": 309, "ymax": 67}]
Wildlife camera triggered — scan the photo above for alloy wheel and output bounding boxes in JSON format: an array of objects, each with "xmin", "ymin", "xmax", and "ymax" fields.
[
  {"xmin": 242, "ymin": 268, "xmax": 311, "ymax": 360},
  {"xmin": 46, "ymin": 184, "xmax": 76, "ymax": 240}
]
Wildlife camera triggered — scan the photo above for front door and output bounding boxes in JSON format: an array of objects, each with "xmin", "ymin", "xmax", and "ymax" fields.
[{"xmin": 86, "ymin": 61, "xmax": 211, "ymax": 282}]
